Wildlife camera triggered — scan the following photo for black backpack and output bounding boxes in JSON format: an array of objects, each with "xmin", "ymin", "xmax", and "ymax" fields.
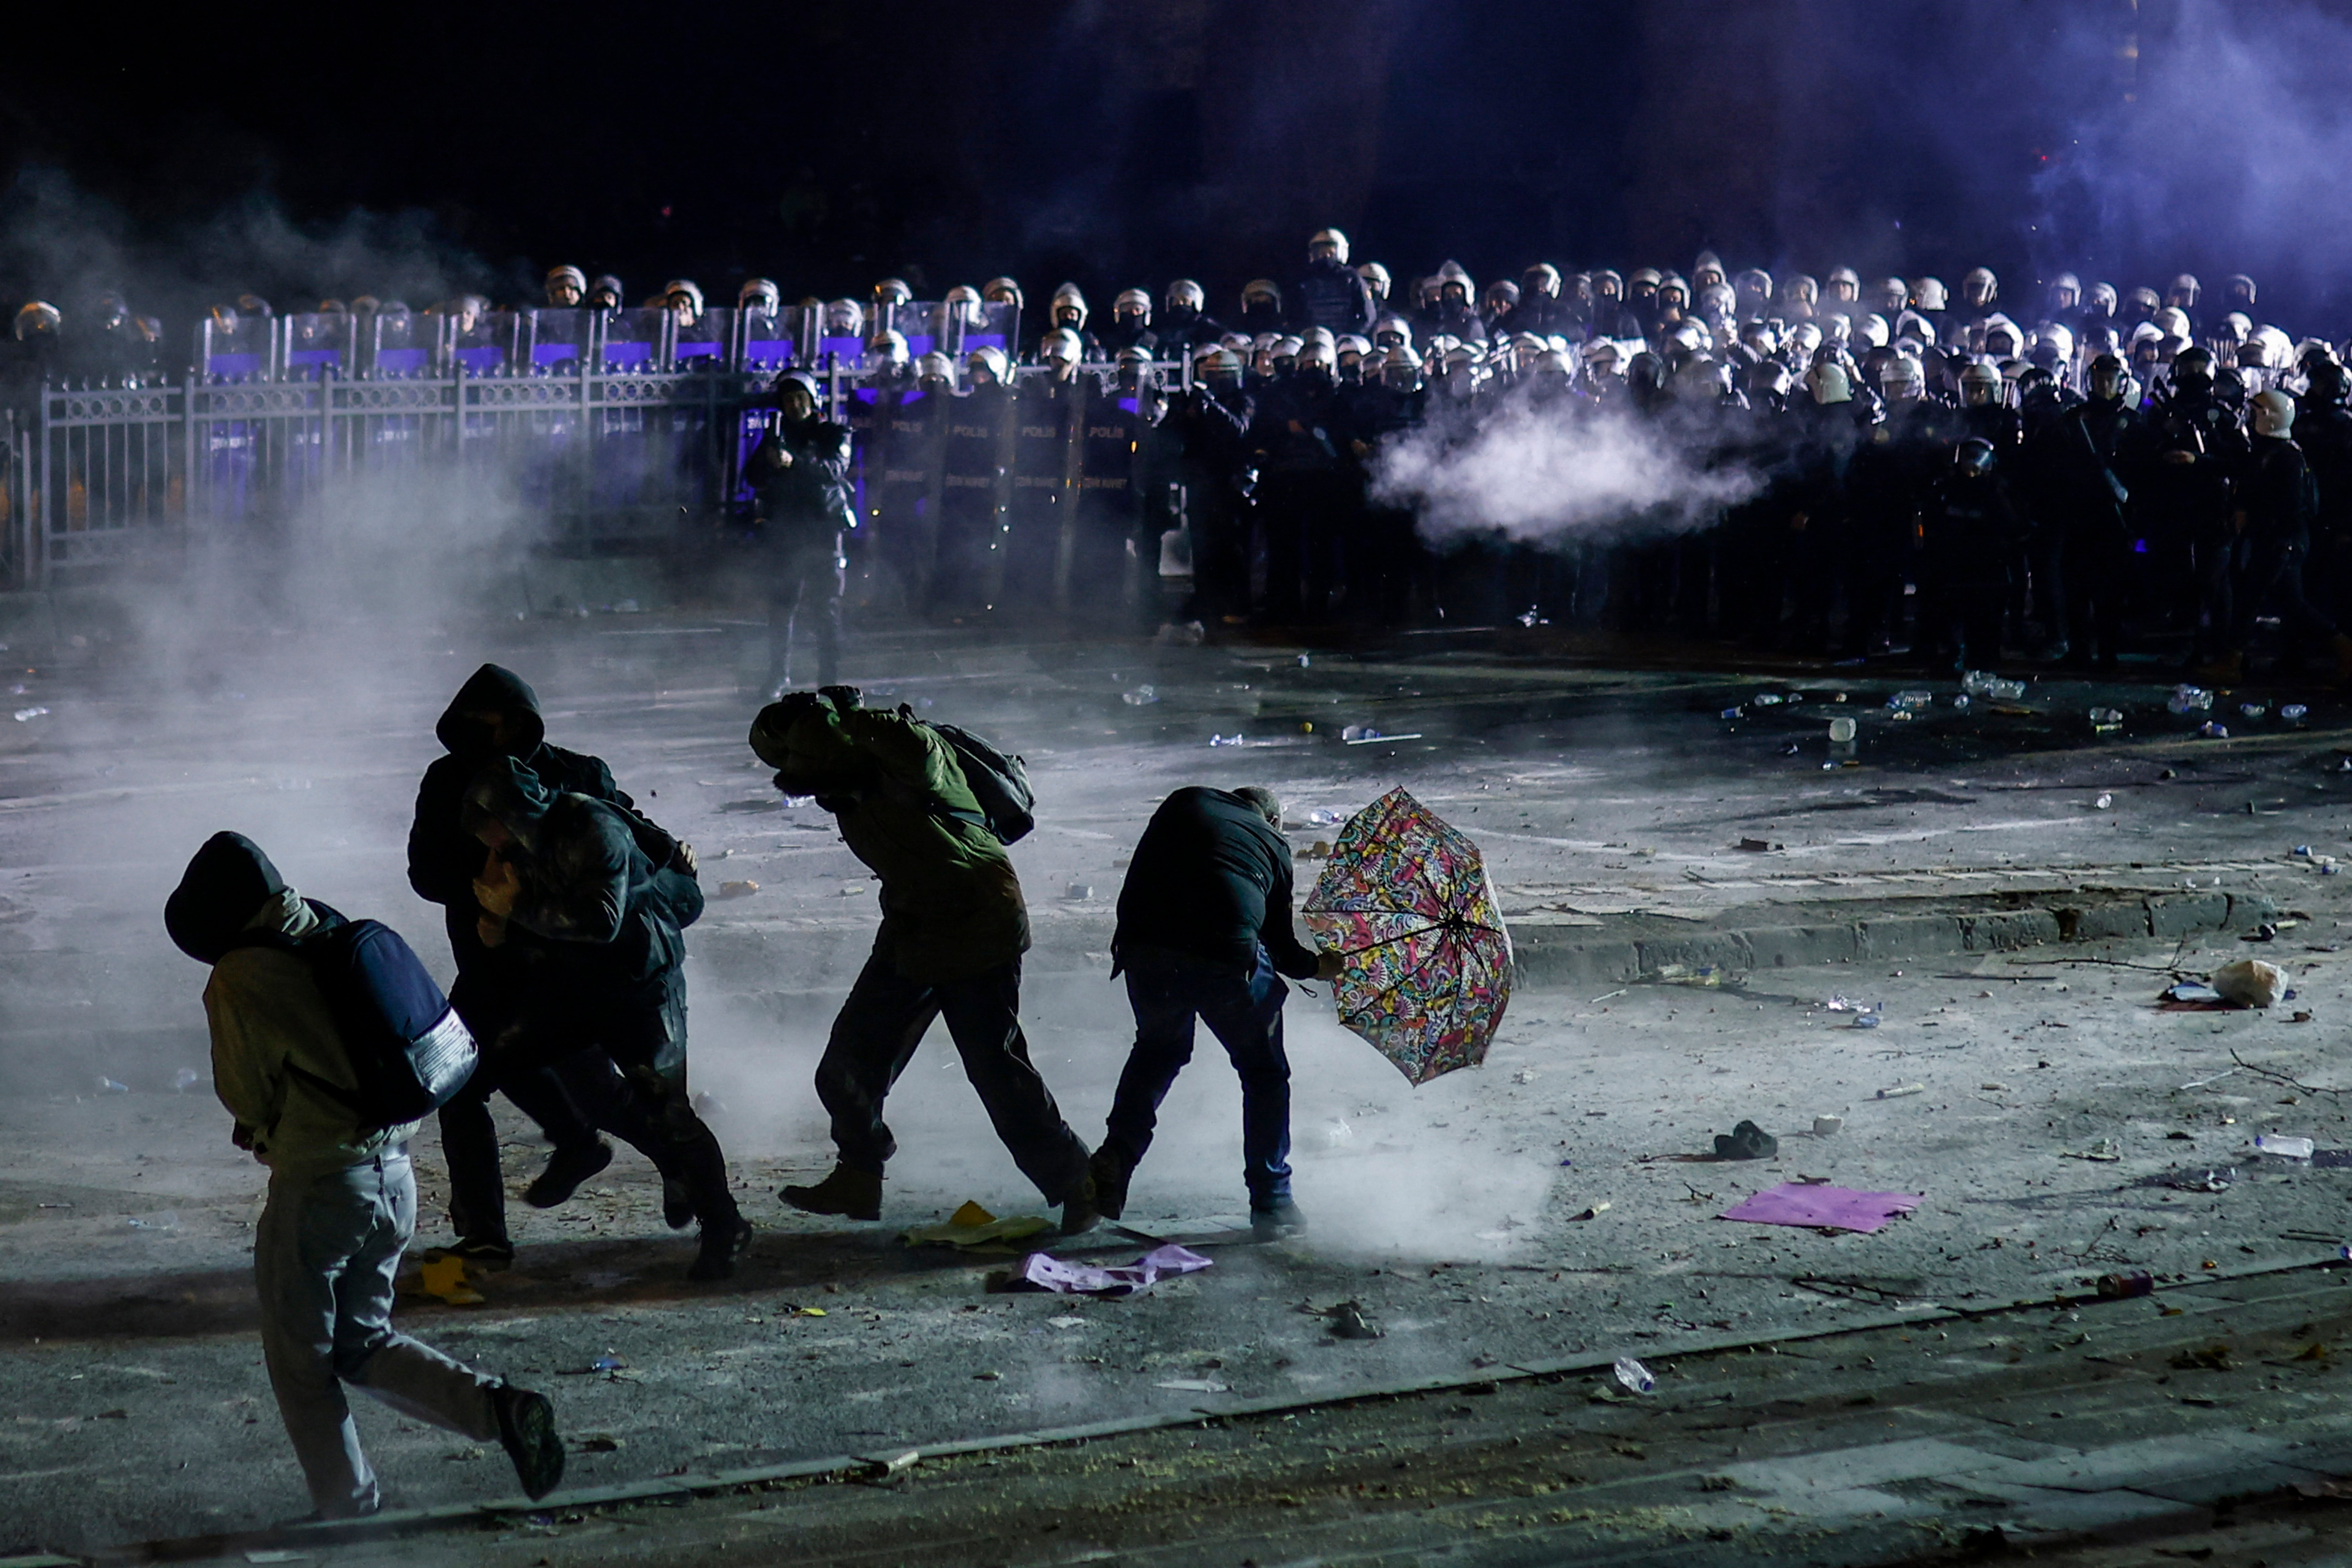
[
  {"xmin": 915, "ymin": 716, "xmax": 1036, "ymax": 845},
  {"xmin": 228, "ymin": 903, "xmax": 478, "ymax": 1130}
]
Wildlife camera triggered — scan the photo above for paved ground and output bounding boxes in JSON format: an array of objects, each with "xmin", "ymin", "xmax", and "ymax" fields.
[{"xmin": 7, "ymin": 593, "xmax": 2352, "ymax": 1562}]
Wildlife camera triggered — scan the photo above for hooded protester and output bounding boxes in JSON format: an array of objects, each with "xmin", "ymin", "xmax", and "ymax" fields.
[
  {"xmin": 461, "ymin": 759, "xmax": 748, "ymax": 1280},
  {"xmin": 750, "ymin": 688, "xmax": 1097, "ymax": 1233},
  {"xmin": 407, "ymin": 664, "xmax": 686, "ymax": 1266},
  {"xmin": 167, "ymin": 832, "xmax": 564, "ymax": 1520},
  {"xmin": 746, "ymin": 369, "xmax": 854, "ymax": 696},
  {"xmin": 1090, "ymin": 787, "xmax": 1338, "ymax": 1239}
]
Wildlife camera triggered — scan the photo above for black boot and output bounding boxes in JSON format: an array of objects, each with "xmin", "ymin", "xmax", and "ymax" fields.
[
  {"xmin": 1087, "ymin": 1143, "xmax": 1136, "ymax": 1222},
  {"xmin": 780, "ymin": 1164, "xmax": 882, "ymax": 1221},
  {"xmin": 687, "ymin": 1214, "xmax": 753, "ymax": 1282},
  {"xmin": 523, "ymin": 1140, "xmax": 613, "ymax": 1209},
  {"xmin": 489, "ymin": 1382, "xmax": 565, "ymax": 1500}
]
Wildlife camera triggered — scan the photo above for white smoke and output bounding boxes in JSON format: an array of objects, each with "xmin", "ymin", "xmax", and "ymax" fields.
[{"xmin": 1370, "ymin": 395, "xmax": 1764, "ymax": 546}]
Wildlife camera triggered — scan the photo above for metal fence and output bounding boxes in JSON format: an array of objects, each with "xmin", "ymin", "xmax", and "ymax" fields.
[{"xmin": 2, "ymin": 318, "xmax": 1185, "ymax": 592}]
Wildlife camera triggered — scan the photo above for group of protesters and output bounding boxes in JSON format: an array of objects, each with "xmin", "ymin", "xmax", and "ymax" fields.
[{"xmin": 166, "ymin": 663, "xmax": 1330, "ymax": 1522}]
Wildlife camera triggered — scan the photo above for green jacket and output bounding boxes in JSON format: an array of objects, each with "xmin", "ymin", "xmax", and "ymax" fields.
[
  {"xmin": 792, "ymin": 707, "xmax": 1029, "ymax": 982},
  {"xmin": 206, "ymin": 887, "xmax": 422, "ymax": 1174}
]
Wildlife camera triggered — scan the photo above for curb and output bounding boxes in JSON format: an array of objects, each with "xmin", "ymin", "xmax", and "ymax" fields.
[
  {"xmin": 1512, "ymin": 886, "xmax": 2281, "ymax": 992},
  {"xmin": 66, "ymin": 1250, "xmax": 2347, "ymax": 1566}
]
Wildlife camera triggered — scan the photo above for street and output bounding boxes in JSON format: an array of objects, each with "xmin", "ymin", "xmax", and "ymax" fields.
[{"xmin": 5, "ymin": 595, "xmax": 2352, "ymax": 1564}]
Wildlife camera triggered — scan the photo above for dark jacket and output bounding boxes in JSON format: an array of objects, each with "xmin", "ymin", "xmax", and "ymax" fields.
[
  {"xmin": 749, "ymin": 700, "xmax": 1029, "ymax": 983},
  {"xmin": 461, "ymin": 759, "xmax": 703, "ymax": 1006},
  {"xmin": 748, "ymin": 413, "xmax": 855, "ymax": 540},
  {"xmin": 406, "ymin": 664, "xmax": 656, "ymax": 972},
  {"xmin": 1113, "ymin": 787, "xmax": 1321, "ymax": 979},
  {"xmin": 2239, "ymin": 435, "xmax": 2319, "ymax": 543}
]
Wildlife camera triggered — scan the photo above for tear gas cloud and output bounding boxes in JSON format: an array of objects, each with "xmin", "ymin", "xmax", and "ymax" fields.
[
  {"xmin": 1371, "ymin": 396, "xmax": 1763, "ymax": 549},
  {"xmin": 2037, "ymin": 0, "xmax": 2352, "ymax": 316}
]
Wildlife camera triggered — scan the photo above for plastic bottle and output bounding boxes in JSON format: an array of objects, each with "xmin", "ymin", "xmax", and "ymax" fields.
[
  {"xmin": 2255, "ymin": 1133, "xmax": 2315, "ymax": 1159},
  {"xmin": 2167, "ymin": 685, "xmax": 2214, "ymax": 714},
  {"xmin": 1613, "ymin": 1356, "xmax": 1656, "ymax": 1394},
  {"xmin": 2088, "ymin": 706, "xmax": 2123, "ymax": 732},
  {"xmin": 1121, "ymin": 685, "xmax": 1157, "ymax": 705}
]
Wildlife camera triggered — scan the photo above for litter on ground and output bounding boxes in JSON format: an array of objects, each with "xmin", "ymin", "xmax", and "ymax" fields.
[{"xmin": 1719, "ymin": 1183, "xmax": 1924, "ymax": 1235}]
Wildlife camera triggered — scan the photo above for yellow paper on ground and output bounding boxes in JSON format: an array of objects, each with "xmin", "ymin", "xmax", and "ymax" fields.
[
  {"xmin": 901, "ymin": 1200, "xmax": 1054, "ymax": 1251},
  {"xmin": 418, "ymin": 1254, "xmax": 486, "ymax": 1305}
]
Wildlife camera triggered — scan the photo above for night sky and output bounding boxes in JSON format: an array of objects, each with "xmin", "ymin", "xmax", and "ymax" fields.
[{"xmin": 4, "ymin": 0, "xmax": 2344, "ymax": 328}]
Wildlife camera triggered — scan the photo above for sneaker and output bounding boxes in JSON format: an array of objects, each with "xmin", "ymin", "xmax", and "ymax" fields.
[
  {"xmin": 488, "ymin": 1382, "xmax": 564, "ymax": 1501},
  {"xmin": 1060, "ymin": 1170, "xmax": 1101, "ymax": 1237},
  {"xmin": 1087, "ymin": 1145, "xmax": 1135, "ymax": 1222},
  {"xmin": 687, "ymin": 1215, "xmax": 753, "ymax": 1282},
  {"xmin": 661, "ymin": 1175, "xmax": 694, "ymax": 1231},
  {"xmin": 780, "ymin": 1164, "xmax": 882, "ymax": 1221},
  {"xmin": 1250, "ymin": 1198, "xmax": 1308, "ymax": 1240},
  {"xmin": 522, "ymin": 1141, "xmax": 613, "ymax": 1209},
  {"xmin": 435, "ymin": 1236, "xmax": 515, "ymax": 1271}
]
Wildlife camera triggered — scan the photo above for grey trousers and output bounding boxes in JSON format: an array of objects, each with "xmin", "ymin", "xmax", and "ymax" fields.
[{"xmin": 255, "ymin": 1150, "xmax": 500, "ymax": 1517}]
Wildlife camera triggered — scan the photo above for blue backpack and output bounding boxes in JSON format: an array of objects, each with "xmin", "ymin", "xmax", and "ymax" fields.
[{"xmin": 229, "ymin": 902, "xmax": 477, "ymax": 1130}]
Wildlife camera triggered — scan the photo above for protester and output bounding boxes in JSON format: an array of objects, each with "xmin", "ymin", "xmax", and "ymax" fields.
[
  {"xmin": 1090, "ymin": 786, "xmax": 1337, "ymax": 1238},
  {"xmin": 165, "ymin": 831, "xmax": 563, "ymax": 1518},
  {"xmin": 749, "ymin": 687, "xmax": 1098, "ymax": 1233},
  {"xmin": 407, "ymin": 664, "xmax": 693, "ymax": 1266},
  {"xmin": 461, "ymin": 759, "xmax": 751, "ymax": 1281}
]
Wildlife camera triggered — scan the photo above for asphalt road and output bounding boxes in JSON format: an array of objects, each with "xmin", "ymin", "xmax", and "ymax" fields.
[{"xmin": 6, "ymin": 601, "xmax": 2352, "ymax": 1563}]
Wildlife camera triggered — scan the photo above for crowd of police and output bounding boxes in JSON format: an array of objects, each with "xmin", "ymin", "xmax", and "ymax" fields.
[{"xmin": 17, "ymin": 227, "xmax": 2352, "ymax": 675}]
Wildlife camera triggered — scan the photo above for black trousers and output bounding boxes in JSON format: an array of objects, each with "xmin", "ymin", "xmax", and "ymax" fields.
[
  {"xmin": 815, "ymin": 945, "xmax": 1088, "ymax": 1204},
  {"xmin": 765, "ymin": 535, "xmax": 843, "ymax": 692}
]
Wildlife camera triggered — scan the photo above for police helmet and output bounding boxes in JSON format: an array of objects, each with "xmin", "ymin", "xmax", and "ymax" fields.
[
  {"xmin": 1523, "ymin": 263, "xmax": 1562, "ymax": 295},
  {"xmin": 1167, "ymin": 279, "xmax": 1206, "ymax": 311},
  {"xmin": 1241, "ymin": 279, "xmax": 1282, "ymax": 308},
  {"xmin": 983, "ymin": 277, "xmax": 1025, "ymax": 308},
  {"xmin": 1039, "ymin": 328, "xmax": 1083, "ymax": 363},
  {"xmin": 1310, "ymin": 228, "xmax": 1351, "ymax": 262},
  {"xmin": 1960, "ymin": 359, "xmax": 2006, "ymax": 407},
  {"xmin": 866, "ymin": 330, "xmax": 908, "ymax": 366},
  {"xmin": 1807, "ymin": 360, "xmax": 1852, "ymax": 405},
  {"xmin": 772, "ymin": 369, "xmax": 821, "ymax": 408},
  {"xmin": 1912, "ymin": 277, "xmax": 1949, "ymax": 311},
  {"xmin": 873, "ymin": 277, "xmax": 912, "ymax": 306},
  {"xmin": 1113, "ymin": 288, "xmax": 1151, "ymax": 319},
  {"xmin": 2167, "ymin": 273, "xmax": 2201, "ymax": 305},
  {"xmin": 1955, "ymin": 437, "xmax": 1997, "ymax": 477},
  {"xmin": 739, "ymin": 277, "xmax": 781, "ymax": 312},
  {"xmin": 2251, "ymin": 389, "xmax": 2295, "ymax": 437},
  {"xmin": 1356, "ymin": 261, "xmax": 1392, "ymax": 297},
  {"xmin": 966, "ymin": 345, "xmax": 1009, "ymax": 383}
]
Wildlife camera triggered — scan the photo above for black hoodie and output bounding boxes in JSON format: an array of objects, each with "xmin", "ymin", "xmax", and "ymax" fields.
[{"xmin": 407, "ymin": 664, "xmax": 648, "ymax": 968}]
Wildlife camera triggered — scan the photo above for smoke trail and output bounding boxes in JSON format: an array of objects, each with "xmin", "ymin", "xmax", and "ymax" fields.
[{"xmin": 1370, "ymin": 394, "xmax": 1764, "ymax": 547}]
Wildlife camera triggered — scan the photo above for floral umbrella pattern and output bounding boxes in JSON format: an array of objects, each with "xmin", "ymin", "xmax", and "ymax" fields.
[{"xmin": 1302, "ymin": 786, "xmax": 1513, "ymax": 1085}]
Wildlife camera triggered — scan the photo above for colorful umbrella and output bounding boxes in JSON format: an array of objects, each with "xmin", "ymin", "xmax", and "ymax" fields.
[{"xmin": 1302, "ymin": 786, "xmax": 1512, "ymax": 1084}]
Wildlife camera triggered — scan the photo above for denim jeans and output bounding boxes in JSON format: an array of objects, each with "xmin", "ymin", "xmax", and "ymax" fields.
[
  {"xmin": 1105, "ymin": 944, "xmax": 1292, "ymax": 1208},
  {"xmin": 254, "ymin": 1150, "xmax": 500, "ymax": 1517}
]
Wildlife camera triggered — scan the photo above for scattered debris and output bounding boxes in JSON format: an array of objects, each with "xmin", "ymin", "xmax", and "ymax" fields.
[
  {"xmin": 2255, "ymin": 1134, "xmax": 2316, "ymax": 1160},
  {"xmin": 1569, "ymin": 1202, "xmax": 1611, "ymax": 1222},
  {"xmin": 857, "ymin": 1449, "xmax": 920, "ymax": 1480},
  {"xmin": 12, "ymin": 706, "xmax": 48, "ymax": 722},
  {"xmin": 902, "ymin": 1200, "xmax": 1053, "ymax": 1254},
  {"xmin": 1121, "ymin": 685, "xmax": 1158, "ymax": 706},
  {"xmin": 1812, "ymin": 1115, "xmax": 1844, "ymax": 1136},
  {"xmin": 1712, "ymin": 1120, "xmax": 1778, "ymax": 1161},
  {"xmin": 1735, "ymin": 837, "xmax": 1782, "ymax": 852},
  {"xmin": 1153, "ymin": 1377, "xmax": 1228, "ymax": 1393},
  {"xmin": 715, "ymin": 880, "xmax": 759, "ymax": 899},
  {"xmin": 2061, "ymin": 1138, "xmax": 2122, "ymax": 1162},
  {"xmin": 2212, "ymin": 958, "xmax": 2287, "ymax": 1008},
  {"xmin": 1064, "ymin": 883, "xmax": 1093, "ymax": 900},
  {"xmin": 2168, "ymin": 684, "xmax": 2214, "ymax": 714},
  {"xmin": 1613, "ymin": 1356, "xmax": 1657, "ymax": 1394},
  {"xmin": 1719, "ymin": 1184, "xmax": 1922, "ymax": 1235},
  {"xmin": 1875, "ymin": 1083, "xmax": 1926, "ymax": 1100},
  {"xmin": 2095, "ymin": 1271, "xmax": 2155, "ymax": 1299},
  {"xmin": 2135, "ymin": 1168, "xmax": 2237, "ymax": 1193},
  {"xmin": 1008, "ymin": 1244, "xmax": 1213, "ymax": 1298},
  {"xmin": 1308, "ymin": 1300, "xmax": 1385, "ymax": 1339},
  {"xmin": 1825, "ymin": 995, "xmax": 1878, "ymax": 1014}
]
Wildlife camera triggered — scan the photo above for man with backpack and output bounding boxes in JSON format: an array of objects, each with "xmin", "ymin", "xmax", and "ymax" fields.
[
  {"xmin": 408, "ymin": 662, "xmax": 694, "ymax": 1269},
  {"xmin": 747, "ymin": 686, "xmax": 1097, "ymax": 1233},
  {"xmin": 165, "ymin": 831, "xmax": 564, "ymax": 1519},
  {"xmin": 462, "ymin": 758, "xmax": 752, "ymax": 1281}
]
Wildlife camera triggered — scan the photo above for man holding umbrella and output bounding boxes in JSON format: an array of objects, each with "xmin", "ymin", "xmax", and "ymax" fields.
[{"xmin": 1090, "ymin": 786, "xmax": 1340, "ymax": 1239}]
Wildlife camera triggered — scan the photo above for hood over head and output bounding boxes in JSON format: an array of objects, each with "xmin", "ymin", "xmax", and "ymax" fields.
[
  {"xmin": 436, "ymin": 663, "xmax": 547, "ymax": 758},
  {"xmin": 165, "ymin": 831, "xmax": 286, "ymax": 963},
  {"xmin": 460, "ymin": 757, "xmax": 557, "ymax": 856}
]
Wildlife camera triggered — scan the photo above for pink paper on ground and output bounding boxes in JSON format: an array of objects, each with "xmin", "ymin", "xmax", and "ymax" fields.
[
  {"xmin": 1719, "ymin": 1183, "xmax": 1923, "ymax": 1234},
  {"xmin": 1018, "ymin": 1244, "xmax": 1214, "ymax": 1296}
]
